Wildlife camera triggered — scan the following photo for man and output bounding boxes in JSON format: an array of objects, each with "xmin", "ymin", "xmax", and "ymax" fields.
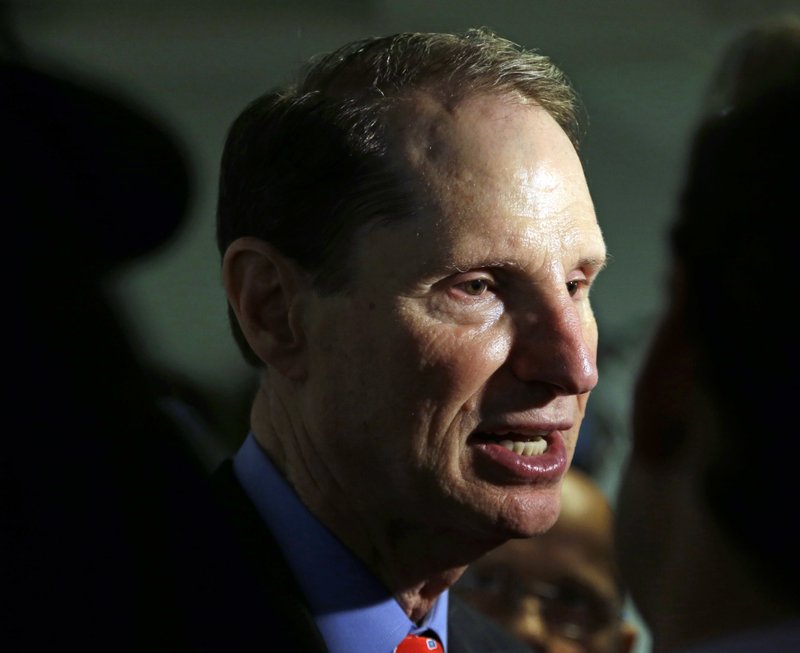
[
  {"xmin": 215, "ymin": 28, "xmax": 606, "ymax": 652},
  {"xmin": 613, "ymin": 43, "xmax": 800, "ymax": 653},
  {"xmin": 455, "ymin": 468, "xmax": 638, "ymax": 653}
]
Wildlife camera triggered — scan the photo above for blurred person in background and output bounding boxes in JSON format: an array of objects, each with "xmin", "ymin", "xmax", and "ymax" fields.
[{"xmin": 455, "ymin": 468, "xmax": 638, "ymax": 653}]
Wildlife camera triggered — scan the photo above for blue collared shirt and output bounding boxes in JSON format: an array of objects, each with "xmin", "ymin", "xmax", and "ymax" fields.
[{"xmin": 233, "ymin": 433, "xmax": 449, "ymax": 653}]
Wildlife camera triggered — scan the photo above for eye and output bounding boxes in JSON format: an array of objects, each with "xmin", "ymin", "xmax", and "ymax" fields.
[
  {"xmin": 458, "ymin": 278, "xmax": 490, "ymax": 296},
  {"xmin": 566, "ymin": 279, "xmax": 588, "ymax": 297},
  {"xmin": 438, "ymin": 270, "xmax": 501, "ymax": 309}
]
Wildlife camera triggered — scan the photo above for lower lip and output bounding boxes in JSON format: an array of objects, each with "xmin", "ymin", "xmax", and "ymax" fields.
[{"xmin": 470, "ymin": 433, "xmax": 568, "ymax": 484}]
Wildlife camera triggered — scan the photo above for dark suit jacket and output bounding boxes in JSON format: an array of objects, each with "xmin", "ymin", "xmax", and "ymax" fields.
[{"xmin": 199, "ymin": 460, "xmax": 530, "ymax": 653}]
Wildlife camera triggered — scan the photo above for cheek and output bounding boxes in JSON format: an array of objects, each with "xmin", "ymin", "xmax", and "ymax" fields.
[{"xmin": 411, "ymin": 322, "xmax": 513, "ymax": 401}]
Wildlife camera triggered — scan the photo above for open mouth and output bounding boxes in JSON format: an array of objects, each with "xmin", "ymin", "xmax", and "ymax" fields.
[{"xmin": 471, "ymin": 432, "xmax": 549, "ymax": 456}]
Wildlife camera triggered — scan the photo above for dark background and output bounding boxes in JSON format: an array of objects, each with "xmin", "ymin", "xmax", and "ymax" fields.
[{"xmin": 6, "ymin": 3, "xmax": 797, "ymax": 648}]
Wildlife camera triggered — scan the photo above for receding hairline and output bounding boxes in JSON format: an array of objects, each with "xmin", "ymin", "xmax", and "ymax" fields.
[{"xmin": 287, "ymin": 28, "xmax": 585, "ymax": 149}]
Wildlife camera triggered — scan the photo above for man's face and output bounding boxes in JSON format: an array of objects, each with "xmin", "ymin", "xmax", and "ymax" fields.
[{"xmin": 298, "ymin": 93, "xmax": 605, "ymax": 549}]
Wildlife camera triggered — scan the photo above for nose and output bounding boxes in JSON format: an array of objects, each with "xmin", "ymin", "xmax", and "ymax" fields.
[{"xmin": 508, "ymin": 295, "xmax": 598, "ymax": 396}]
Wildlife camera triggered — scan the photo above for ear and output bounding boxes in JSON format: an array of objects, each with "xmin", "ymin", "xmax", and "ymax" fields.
[{"xmin": 222, "ymin": 237, "xmax": 308, "ymax": 380}]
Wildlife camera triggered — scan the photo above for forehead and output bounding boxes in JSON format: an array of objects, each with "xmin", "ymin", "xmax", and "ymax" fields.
[
  {"xmin": 393, "ymin": 91, "xmax": 584, "ymax": 194},
  {"xmin": 378, "ymin": 91, "xmax": 603, "ymax": 271},
  {"xmin": 395, "ymin": 90, "xmax": 563, "ymax": 163}
]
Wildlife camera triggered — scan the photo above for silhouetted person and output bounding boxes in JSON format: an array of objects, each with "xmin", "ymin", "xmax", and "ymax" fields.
[
  {"xmin": 701, "ymin": 13, "xmax": 800, "ymax": 118},
  {"xmin": 2, "ymin": 46, "xmax": 254, "ymax": 650},
  {"xmin": 614, "ymin": 50, "xmax": 800, "ymax": 653}
]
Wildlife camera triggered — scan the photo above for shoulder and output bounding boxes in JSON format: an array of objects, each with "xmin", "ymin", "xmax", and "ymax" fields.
[
  {"xmin": 447, "ymin": 594, "xmax": 530, "ymax": 653},
  {"xmin": 183, "ymin": 459, "xmax": 329, "ymax": 651}
]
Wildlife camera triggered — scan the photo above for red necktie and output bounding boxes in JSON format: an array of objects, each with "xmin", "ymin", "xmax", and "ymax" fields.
[{"xmin": 394, "ymin": 632, "xmax": 444, "ymax": 652}]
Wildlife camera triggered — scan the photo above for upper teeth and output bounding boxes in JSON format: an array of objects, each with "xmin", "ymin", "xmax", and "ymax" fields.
[{"xmin": 499, "ymin": 437, "xmax": 547, "ymax": 456}]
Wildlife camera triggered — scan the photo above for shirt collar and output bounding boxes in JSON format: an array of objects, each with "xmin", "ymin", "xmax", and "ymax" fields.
[{"xmin": 233, "ymin": 432, "xmax": 449, "ymax": 653}]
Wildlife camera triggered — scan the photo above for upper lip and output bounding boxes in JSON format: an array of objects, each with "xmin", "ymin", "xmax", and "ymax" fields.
[{"xmin": 475, "ymin": 419, "xmax": 573, "ymax": 439}]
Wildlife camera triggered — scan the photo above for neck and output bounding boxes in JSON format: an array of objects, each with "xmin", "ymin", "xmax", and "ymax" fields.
[
  {"xmin": 377, "ymin": 522, "xmax": 497, "ymax": 622},
  {"xmin": 249, "ymin": 380, "xmax": 502, "ymax": 623}
]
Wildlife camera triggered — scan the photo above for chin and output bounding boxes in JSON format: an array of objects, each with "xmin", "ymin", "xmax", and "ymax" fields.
[{"xmin": 492, "ymin": 491, "xmax": 561, "ymax": 539}]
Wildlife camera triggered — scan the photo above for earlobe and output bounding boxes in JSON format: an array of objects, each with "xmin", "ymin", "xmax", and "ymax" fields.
[{"xmin": 222, "ymin": 237, "xmax": 308, "ymax": 380}]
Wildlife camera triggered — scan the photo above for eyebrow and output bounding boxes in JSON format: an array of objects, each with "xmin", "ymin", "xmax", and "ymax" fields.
[
  {"xmin": 580, "ymin": 255, "xmax": 608, "ymax": 274},
  {"xmin": 451, "ymin": 258, "xmax": 512, "ymax": 273},
  {"xmin": 446, "ymin": 253, "xmax": 608, "ymax": 276}
]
